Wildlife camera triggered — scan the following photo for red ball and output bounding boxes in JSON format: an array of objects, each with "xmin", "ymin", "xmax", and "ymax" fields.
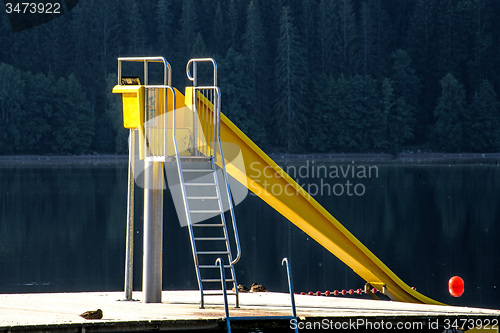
[
  {"xmin": 325, "ymin": 290, "xmax": 331, "ymax": 296},
  {"xmin": 300, "ymin": 292, "xmax": 306, "ymax": 295},
  {"xmin": 356, "ymin": 288, "xmax": 363, "ymax": 294},
  {"xmin": 316, "ymin": 291, "xmax": 321, "ymax": 296},
  {"xmin": 449, "ymin": 276, "xmax": 465, "ymax": 297},
  {"xmin": 372, "ymin": 288, "xmax": 378, "ymax": 294},
  {"xmin": 308, "ymin": 291, "xmax": 314, "ymax": 295},
  {"xmin": 348, "ymin": 289, "xmax": 354, "ymax": 295},
  {"xmin": 333, "ymin": 290, "xmax": 339, "ymax": 296},
  {"xmin": 341, "ymin": 289, "xmax": 347, "ymax": 295}
]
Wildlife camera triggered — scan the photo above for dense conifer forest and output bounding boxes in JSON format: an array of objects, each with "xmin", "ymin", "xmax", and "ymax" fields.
[{"xmin": 1, "ymin": 0, "xmax": 499, "ymax": 154}]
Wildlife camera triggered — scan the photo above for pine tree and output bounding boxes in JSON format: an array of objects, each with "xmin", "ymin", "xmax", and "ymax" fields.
[
  {"xmin": 381, "ymin": 78, "xmax": 414, "ymax": 153},
  {"xmin": 360, "ymin": 1, "xmax": 392, "ymax": 77},
  {"xmin": 219, "ymin": 47, "xmax": 270, "ymax": 147},
  {"xmin": 391, "ymin": 49, "xmax": 420, "ymax": 111},
  {"xmin": 212, "ymin": 0, "xmax": 229, "ymax": 55},
  {"xmin": 105, "ymin": 73, "xmax": 128, "ymax": 153},
  {"xmin": 274, "ymin": 6, "xmax": 307, "ymax": 152},
  {"xmin": 468, "ymin": 79, "xmax": 500, "ymax": 152},
  {"xmin": 433, "ymin": 73, "xmax": 467, "ymax": 152},
  {"xmin": 317, "ymin": 0, "xmax": 337, "ymax": 75},
  {"xmin": 408, "ymin": 0, "xmax": 440, "ymax": 127},
  {"xmin": 465, "ymin": 0, "xmax": 494, "ymax": 93},
  {"xmin": 309, "ymin": 73, "xmax": 334, "ymax": 152},
  {"xmin": 156, "ymin": 0, "xmax": 175, "ymax": 55},
  {"xmin": 23, "ymin": 72, "xmax": 57, "ymax": 153},
  {"xmin": 0, "ymin": 63, "xmax": 25, "ymax": 153},
  {"xmin": 242, "ymin": 1, "xmax": 270, "ymax": 132},
  {"xmin": 123, "ymin": 0, "xmax": 146, "ymax": 54},
  {"xmin": 338, "ymin": 0, "xmax": 360, "ymax": 76},
  {"xmin": 52, "ymin": 75, "xmax": 95, "ymax": 153},
  {"xmin": 330, "ymin": 75, "xmax": 382, "ymax": 151},
  {"xmin": 299, "ymin": 0, "xmax": 317, "ymax": 73},
  {"xmin": 191, "ymin": 33, "xmax": 208, "ymax": 58},
  {"xmin": 178, "ymin": 0, "xmax": 197, "ymax": 59},
  {"xmin": 227, "ymin": 0, "xmax": 245, "ymax": 51},
  {"xmin": 390, "ymin": 49, "xmax": 420, "ymax": 143}
]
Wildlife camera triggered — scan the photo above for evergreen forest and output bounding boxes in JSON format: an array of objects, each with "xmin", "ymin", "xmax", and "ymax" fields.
[{"xmin": 1, "ymin": 0, "xmax": 500, "ymax": 154}]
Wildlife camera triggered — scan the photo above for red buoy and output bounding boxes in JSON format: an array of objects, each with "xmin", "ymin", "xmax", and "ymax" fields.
[
  {"xmin": 308, "ymin": 291, "xmax": 314, "ymax": 295},
  {"xmin": 333, "ymin": 290, "xmax": 339, "ymax": 296},
  {"xmin": 356, "ymin": 288, "xmax": 363, "ymax": 294},
  {"xmin": 316, "ymin": 291, "xmax": 321, "ymax": 296},
  {"xmin": 300, "ymin": 292, "xmax": 306, "ymax": 295},
  {"xmin": 348, "ymin": 289, "xmax": 354, "ymax": 295},
  {"xmin": 325, "ymin": 290, "xmax": 331, "ymax": 296},
  {"xmin": 449, "ymin": 276, "xmax": 464, "ymax": 297},
  {"xmin": 341, "ymin": 289, "xmax": 347, "ymax": 295}
]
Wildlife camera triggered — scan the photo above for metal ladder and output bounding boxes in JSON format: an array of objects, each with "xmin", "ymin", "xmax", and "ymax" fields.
[{"xmin": 172, "ymin": 58, "xmax": 241, "ymax": 308}]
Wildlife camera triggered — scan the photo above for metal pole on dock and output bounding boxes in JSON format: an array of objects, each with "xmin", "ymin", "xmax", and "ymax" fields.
[
  {"xmin": 124, "ymin": 129, "xmax": 135, "ymax": 301},
  {"xmin": 142, "ymin": 160, "xmax": 164, "ymax": 303}
]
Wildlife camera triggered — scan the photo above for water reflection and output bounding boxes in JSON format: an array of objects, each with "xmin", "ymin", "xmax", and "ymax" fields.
[{"xmin": 0, "ymin": 160, "xmax": 498, "ymax": 309}]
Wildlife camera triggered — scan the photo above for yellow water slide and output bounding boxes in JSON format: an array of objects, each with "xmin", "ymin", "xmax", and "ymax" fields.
[{"xmin": 184, "ymin": 87, "xmax": 442, "ymax": 305}]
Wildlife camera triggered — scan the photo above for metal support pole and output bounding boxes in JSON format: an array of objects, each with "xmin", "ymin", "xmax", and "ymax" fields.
[
  {"xmin": 143, "ymin": 160, "xmax": 164, "ymax": 303},
  {"xmin": 124, "ymin": 129, "xmax": 135, "ymax": 300}
]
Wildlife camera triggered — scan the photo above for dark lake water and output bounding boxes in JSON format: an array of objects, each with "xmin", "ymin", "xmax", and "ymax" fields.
[{"xmin": 0, "ymin": 158, "xmax": 499, "ymax": 310}]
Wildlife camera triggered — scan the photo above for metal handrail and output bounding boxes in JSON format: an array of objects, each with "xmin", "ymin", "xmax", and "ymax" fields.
[
  {"xmin": 187, "ymin": 59, "xmax": 241, "ymax": 265},
  {"xmin": 186, "ymin": 58, "xmax": 217, "ymax": 86},
  {"xmin": 118, "ymin": 57, "xmax": 171, "ymax": 86},
  {"xmin": 221, "ymin": 258, "xmax": 299, "ymax": 333},
  {"xmin": 282, "ymin": 258, "xmax": 297, "ymax": 318},
  {"xmin": 216, "ymin": 102, "xmax": 241, "ymax": 265},
  {"xmin": 116, "ymin": 57, "xmax": 173, "ymax": 161}
]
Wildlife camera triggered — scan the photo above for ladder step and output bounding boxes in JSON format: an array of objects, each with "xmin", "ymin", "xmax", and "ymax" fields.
[
  {"xmin": 192, "ymin": 223, "xmax": 225, "ymax": 227},
  {"xmin": 198, "ymin": 264, "xmax": 234, "ymax": 269},
  {"xmin": 194, "ymin": 237, "xmax": 227, "ymax": 241},
  {"xmin": 190, "ymin": 209, "xmax": 222, "ymax": 214},
  {"xmin": 197, "ymin": 251, "xmax": 230, "ymax": 255},
  {"xmin": 179, "ymin": 155, "xmax": 211, "ymax": 159},
  {"xmin": 184, "ymin": 182, "xmax": 217, "ymax": 186},
  {"xmin": 187, "ymin": 196, "xmax": 219, "ymax": 200},
  {"xmin": 201, "ymin": 279, "xmax": 235, "ymax": 283},
  {"xmin": 183, "ymin": 169, "xmax": 214, "ymax": 172},
  {"xmin": 203, "ymin": 291, "xmax": 237, "ymax": 296}
]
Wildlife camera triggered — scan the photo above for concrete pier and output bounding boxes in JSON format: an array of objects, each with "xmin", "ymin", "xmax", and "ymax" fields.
[{"xmin": 0, "ymin": 291, "xmax": 498, "ymax": 332}]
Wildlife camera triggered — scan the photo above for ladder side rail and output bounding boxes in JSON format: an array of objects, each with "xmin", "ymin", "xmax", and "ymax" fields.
[
  {"xmin": 187, "ymin": 58, "xmax": 217, "ymax": 159},
  {"xmin": 171, "ymin": 86, "xmax": 204, "ymax": 303},
  {"xmin": 211, "ymin": 158, "xmax": 238, "ymax": 288},
  {"xmin": 214, "ymin": 87, "xmax": 241, "ymax": 265}
]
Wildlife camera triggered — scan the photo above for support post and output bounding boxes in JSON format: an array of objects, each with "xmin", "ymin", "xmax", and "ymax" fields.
[
  {"xmin": 124, "ymin": 129, "xmax": 135, "ymax": 300},
  {"xmin": 142, "ymin": 160, "xmax": 164, "ymax": 303}
]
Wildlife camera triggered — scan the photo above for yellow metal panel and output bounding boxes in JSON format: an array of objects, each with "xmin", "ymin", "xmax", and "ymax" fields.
[
  {"xmin": 184, "ymin": 87, "xmax": 443, "ymax": 305},
  {"xmin": 113, "ymin": 85, "xmax": 146, "ymax": 159},
  {"xmin": 112, "ymin": 85, "xmax": 145, "ymax": 129}
]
